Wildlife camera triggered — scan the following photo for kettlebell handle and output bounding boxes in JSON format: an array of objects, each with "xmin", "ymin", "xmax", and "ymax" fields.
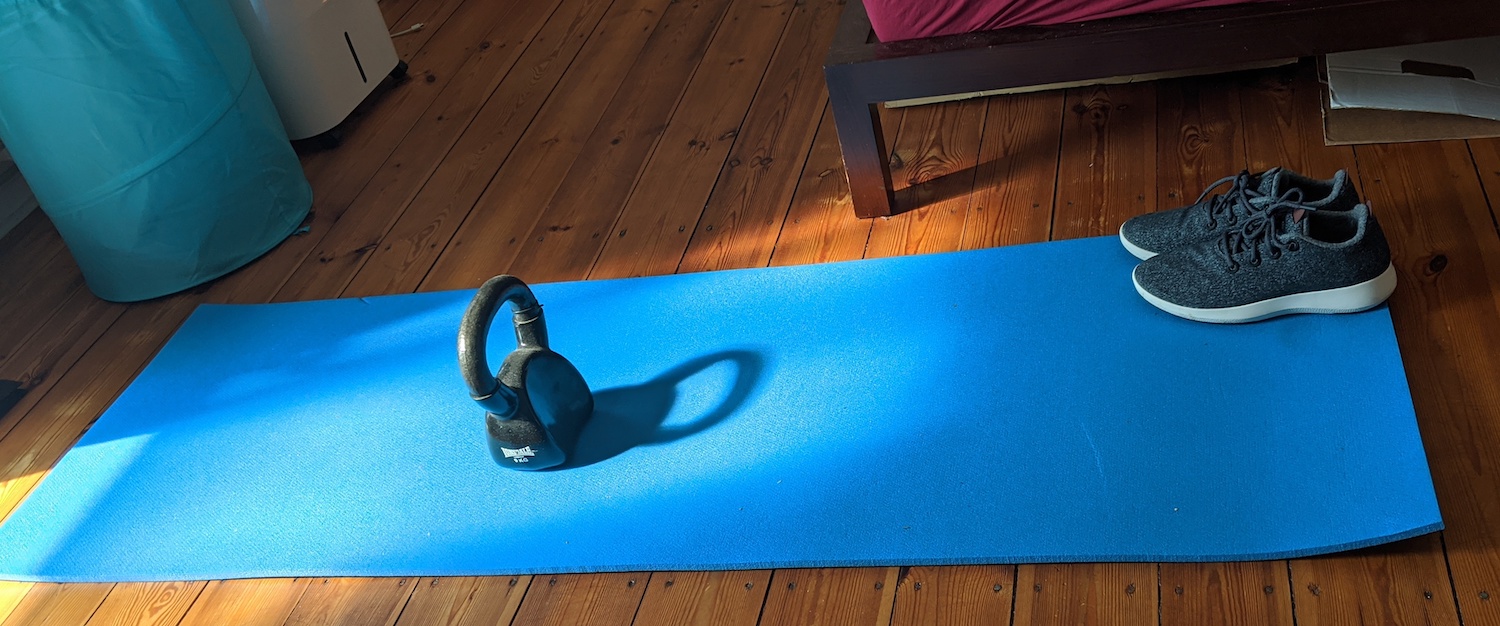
[{"xmin": 458, "ymin": 275, "xmax": 550, "ymax": 416}]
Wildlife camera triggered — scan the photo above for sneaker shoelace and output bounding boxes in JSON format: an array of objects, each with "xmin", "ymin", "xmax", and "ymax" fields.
[
  {"xmin": 1196, "ymin": 168, "xmax": 1277, "ymax": 230},
  {"xmin": 1216, "ymin": 187, "xmax": 1310, "ymax": 272}
]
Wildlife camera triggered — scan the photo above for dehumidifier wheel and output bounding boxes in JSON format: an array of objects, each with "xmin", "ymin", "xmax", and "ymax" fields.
[{"xmin": 390, "ymin": 60, "xmax": 410, "ymax": 82}]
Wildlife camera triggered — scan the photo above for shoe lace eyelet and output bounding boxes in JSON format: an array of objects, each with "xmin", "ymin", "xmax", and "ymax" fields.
[
  {"xmin": 1206, "ymin": 219, "xmax": 1218, "ymax": 231},
  {"xmin": 1227, "ymin": 262, "xmax": 1240, "ymax": 273},
  {"xmin": 1288, "ymin": 241, "xmax": 1301, "ymax": 252},
  {"xmin": 1250, "ymin": 258, "xmax": 1261, "ymax": 267},
  {"xmin": 1270, "ymin": 250, "xmax": 1281, "ymax": 260}
]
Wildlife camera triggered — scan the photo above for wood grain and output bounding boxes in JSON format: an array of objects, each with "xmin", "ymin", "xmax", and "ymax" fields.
[
  {"xmin": 1050, "ymin": 83, "xmax": 1158, "ymax": 241},
  {"xmin": 412, "ymin": 0, "xmax": 677, "ymax": 292},
  {"xmin": 283, "ymin": 578, "xmax": 416, "ymax": 626},
  {"xmin": 386, "ymin": 0, "xmax": 467, "ymax": 60},
  {"xmin": 83, "ymin": 581, "xmax": 206, "ymax": 626},
  {"xmin": 1, "ymin": 583, "xmax": 112, "ymax": 626},
  {"xmin": 297, "ymin": 0, "xmax": 498, "ymax": 216},
  {"xmin": 509, "ymin": 573, "xmax": 648, "ymax": 626},
  {"xmin": 756, "ymin": 568, "xmax": 898, "ymax": 626},
  {"xmin": 1472, "ymin": 137, "xmax": 1500, "ymax": 217},
  {"xmin": 340, "ymin": 0, "xmax": 616, "ymax": 297},
  {"xmin": 587, "ymin": 0, "xmax": 799, "ymax": 280},
  {"xmin": 176, "ymin": 579, "xmax": 311, "ymax": 626},
  {"xmin": 675, "ymin": 0, "xmax": 844, "ymax": 273},
  {"xmin": 768, "ymin": 105, "xmax": 873, "ymax": 267},
  {"xmin": 958, "ymin": 91, "xmax": 1065, "ymax": 251},
  {"xmin": 494, "ymin": 0, "xmax": 740, "ymax": 284},
  {"xmin": 300, "ymin": 0, "xmax": 467, "ymax": 184},
  {"xmin": 631, "ymin": 571, "xmax": 771, "ymax": 626},
  {"xmin": 864, "ymin": 98, "xmax": 986, "ymax": 258},
  {"xmin": 1237, "ymin": 64, "xmax": 1356, "ymax": 180},
  {"xmin": 1350, "ymin": 138, "xmax": 1500, "ymax": 626},
  {"xmin": 276, "ymin": 0, "xmax": 568, "ymax": 302},
  {"xmin": 0, "ymin": 583, "xmax": 32, "ymax": 625},
  {"xmin": 1291, "ymin": 538, "xmax": 1459, "ymax": 626},
  {"xmin": 0, "ymin": 292, "xmax": 124, "ymax": 444},
  {"xmin": 1159, "ymin": 562, "xmax": 1292, "ymax": 626},
  {"xmin": 0, "ymin": 245, "xmax": 82, "ymax": 358},
  {"xmin": 1155, "ymin": 74, "xmax": 1246, "ymax": 211},
  {"xmin": 891, "ymin": 565, "xmax": 1014, "ymax": 626},
  {"xmin": 1012, "ymin": 564, "xmax": 1157, "ymax": 626},
  {"xmin": 393, "ymin": 576, "xmax": 530, "ymax": 626},
  {"xmin": 0, "ymin": 212, "xmax": 66, "ymax": 298}
]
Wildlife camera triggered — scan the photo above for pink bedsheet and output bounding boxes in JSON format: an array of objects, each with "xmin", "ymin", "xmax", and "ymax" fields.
[{"xmin": 865, "ymin": 0, "xmax": 1278, "ymax": 41}]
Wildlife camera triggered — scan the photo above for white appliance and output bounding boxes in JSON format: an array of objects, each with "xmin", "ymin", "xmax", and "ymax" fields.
[{"xmin": 228, "ymin": 0, "xmax": 405, "ymax": 140}]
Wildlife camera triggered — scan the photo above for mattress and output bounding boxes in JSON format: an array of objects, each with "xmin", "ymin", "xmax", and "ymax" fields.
[{"xmin": 865, "ymin": 0, "xmax": 1280, "ymax": 42}]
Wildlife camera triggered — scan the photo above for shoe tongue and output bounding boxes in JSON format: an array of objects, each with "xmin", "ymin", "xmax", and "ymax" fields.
[
  {"xmin": 1278, "ymin": 209, "xmax": 1310, "ymax": 241},
  {"xmin": 1256, "ymin": 169, "xmax": 1284, "ymax": 197}
]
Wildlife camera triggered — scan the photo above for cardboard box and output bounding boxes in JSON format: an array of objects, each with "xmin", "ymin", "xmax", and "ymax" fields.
[{"xmin": 1321, "ymin": 37, "xmax": 1500, "ymax": 145}]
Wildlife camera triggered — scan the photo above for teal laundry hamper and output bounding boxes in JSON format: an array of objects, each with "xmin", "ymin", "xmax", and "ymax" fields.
[{"xmin": 0, "ymin": 0, "xmax": 311, "ymax": 302}]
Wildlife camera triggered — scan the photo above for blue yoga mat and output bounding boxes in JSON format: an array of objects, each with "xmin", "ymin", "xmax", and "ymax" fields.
[{"xmin": 0, "ymin": 237, "xmax": 1442, "ymax": 582}]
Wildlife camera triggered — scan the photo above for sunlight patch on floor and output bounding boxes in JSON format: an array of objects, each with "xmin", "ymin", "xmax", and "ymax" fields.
[{"xmin": 0, "ymin": 580, "xmax": 34, "ymax": 623}]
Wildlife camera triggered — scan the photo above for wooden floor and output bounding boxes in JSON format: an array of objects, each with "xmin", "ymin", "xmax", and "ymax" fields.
[{"xmin": 2, "ymin": 0, "xmax": 1499, "ymax": 621}]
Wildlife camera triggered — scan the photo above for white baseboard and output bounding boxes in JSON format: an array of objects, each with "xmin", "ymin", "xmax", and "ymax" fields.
[{"xmin": 884, "ymin": 58, "xmax": 1298, "ymax": 108}]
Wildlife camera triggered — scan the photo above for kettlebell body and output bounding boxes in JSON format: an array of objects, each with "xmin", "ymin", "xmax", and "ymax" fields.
[{"xmin": 459, "ymin": 276, "xmax": 594, "ymax": 470}]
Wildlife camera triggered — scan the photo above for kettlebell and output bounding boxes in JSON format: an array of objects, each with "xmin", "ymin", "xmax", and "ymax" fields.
[{"xmin": 458, "ymin": 275, "xmax": 594, "ymax": 470}]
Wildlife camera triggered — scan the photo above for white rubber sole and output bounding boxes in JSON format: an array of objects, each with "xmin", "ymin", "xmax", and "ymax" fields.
[
  {"xmin": 1133, "ymin": 263, "xmax": 1398, "ymax": 324},
  {"xmin": 1118, "ymin": 227, "xmax": 1157, "ymax": 260}
]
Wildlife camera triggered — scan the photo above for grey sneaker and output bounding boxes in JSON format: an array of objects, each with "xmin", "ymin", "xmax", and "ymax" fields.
[
  {"xmin": 1131, "ymin": 203, "xmax": 1396, "ymax": 324},
  {"xmin": 1119, "ymin": 168, "xmax": 1361, "ymax": 260}
]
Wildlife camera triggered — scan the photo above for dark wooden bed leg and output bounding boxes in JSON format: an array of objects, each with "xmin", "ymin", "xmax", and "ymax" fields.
[
  {"xmin": 825, "ymin": 0, "xmax": 895, "ymax": 218},
  {"xmin": 828, "ymin": 89, "xmax": 895, "ymax": 218}
]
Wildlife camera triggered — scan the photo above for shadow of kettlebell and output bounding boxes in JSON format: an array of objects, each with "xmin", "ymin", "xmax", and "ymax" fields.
[{"xmin": 563, "ymin": 350, "xmax": 764, "ymax": 469}]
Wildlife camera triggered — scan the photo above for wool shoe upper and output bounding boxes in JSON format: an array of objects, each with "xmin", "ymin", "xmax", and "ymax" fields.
[
  {"xmin": 1132, "ymin": 203, "xmax": 1391, "ymax": 310},
  {"xmin": 1120, "ymin": 168, "xmax": 1360, "ymax": 258}
]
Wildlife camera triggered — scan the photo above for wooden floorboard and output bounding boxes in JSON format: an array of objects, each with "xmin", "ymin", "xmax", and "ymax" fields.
[
  {"xmin": 412, "ymin": 0, "xmax": 676, "ymax": 292},
  {"xmin": 82, "ymin": 581, "xmax": 205, "ymax": 626},
  {"xmin": 957, "ymin": 91, "xmax": 1064, "ymax": 251},
  {"xmin": 588, "ymin": 0, "xmax": 799, "ymax": 280},
  {"xmin": 282, "ymin": 577, "xmax": 416, "ymax": 626},
  {"xmin": 767, "ymin": 105, "xmax": 872, "ymax": 267},
  {"xmin": 175, "ymin": 579, "xmax": 311, "ymax": 626},
  {"xmin": 1, "ymin": 0, "xmax": 1498, "ymax": 618},
  {"xmin": 0, "ymin": 582, "xmax": 32, "ymax": 625},
  {"xmin": 275, "ymin": 0, "xmax": 581, "ymax": 302},
  {"xmin": 392, "ymin": 576, "xmax": 530, "ymax": 626},
  {"xmin": 508, "ymin": 573, "xmax": 647, "ymax": 626},
  {"xmin": 1349, "ymin": 137, "xmax": 1500, "ymax": 626},
  {"xmin": 491, "ymin": 0, "xmax": 740, "ymax": 284},
  {"xmin": 674, "ymin": 0, "xmax": 844, "ymax": 274},
  {"xmin": 340, "ymin": 0, "xmax": 618, "ymax": 297},
  {"xmin": 756, "ymin": 568, "xmax": 898, "ymax": 626},
  {"xmin": 864, "ymin": 99, "xmax": 986, "ymax": 258},
  {"xmin": 0, "ymin": 584, "xmax": 111, "ymax": 626},
  {"xmin": 0, "ymin": 212, "xmax": 67, "ymax": 299},
  {"xmin": 891, "ymin": 566, "xmax": 1014, "ymax": 626},
  {"xmin": 630, "ymin": 571, "xmax": 771, "ymax": 626}
]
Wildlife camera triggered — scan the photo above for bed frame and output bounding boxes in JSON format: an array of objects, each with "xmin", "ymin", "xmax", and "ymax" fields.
[{"xmin": 824, "ymin": 0, "xmax": 1500, "ymax": 218}]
